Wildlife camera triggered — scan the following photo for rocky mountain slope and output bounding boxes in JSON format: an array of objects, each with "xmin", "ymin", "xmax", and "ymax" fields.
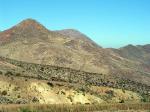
[
  {"xmin": 0, "ymin": 19, "xmax": 150, "ymax": 98},
  {"xmin": 109, "ymin": 44, "xmax": 150, "ymax": 85},
  {"xmin": 0, "ymin": 19, "xmax": 110, "ymax": 75},
  {"xmin": 0, "ymin": 19, "xmax": 150, "ymax": 86}
]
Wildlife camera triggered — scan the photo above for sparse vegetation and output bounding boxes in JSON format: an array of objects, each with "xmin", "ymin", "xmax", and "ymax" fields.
[
  {"xmin": 119, "ymin": 99, "xmax": 125, "ymax": 103},
  {"xmin": 0, "ymin": 55, "xmax": 149, "ymax": 106},
  {"xmin": 1, "ymin": 56, "xmax": 149, "ymax": 97},
  {"xmin": 47, "ymin": 82, "xmax": 54, "ymax": 87},
  {"xmin": 19, "ymin": 108, "xmax": 32, "ymax": 112},
  {"xmin": 141, "ymin": 94, "xmax": 150, "ymax": 102},
  {"xmin": 1, "ymin": 90, "xmax": 7, "ymax": 96},
  {"xmin": 32, "ymin": 97, "xmax": 39, "ymax": 103},
  {"xmin": 16, "ymin": 73, "xmax": 21, "ymax": 76},
  {"xmin": 0, "ymin": 71, "xmax": 3, "ymax": 75},
  {"xmin": 0, "ymin": 103, "xmax": 150, "ymax": 112},
  {"xmin": 5, "ymin": 71, "xmax": 13, "ymax": 76},
  {"xmin": 0, "ymin": 18, "xmax": 150, "ymax": 112}
]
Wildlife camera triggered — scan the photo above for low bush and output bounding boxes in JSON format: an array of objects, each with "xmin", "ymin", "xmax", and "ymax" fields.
[{"xmin": 1, "ymin": 90, "xmax": 7, "ymax": 96}]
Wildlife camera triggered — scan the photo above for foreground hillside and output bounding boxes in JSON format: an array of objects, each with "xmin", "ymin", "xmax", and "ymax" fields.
[
  {"xmin": 0, "ymin": 56, "xmax": 149, "ymax": 104},
  {"xmin": 0, "ymin": 75, "xmax": 141, "ymax": 104}
]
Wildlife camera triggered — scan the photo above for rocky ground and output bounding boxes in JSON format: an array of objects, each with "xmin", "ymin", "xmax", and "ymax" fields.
[{"xmin": 0, "ymin": 74, "xmax": 142, "ymax": 104}]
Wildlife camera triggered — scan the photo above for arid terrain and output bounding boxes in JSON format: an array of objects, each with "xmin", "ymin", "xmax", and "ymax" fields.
[{"xmin": 0, "ymin": 19, "xmax": 149, "ymax": 111}]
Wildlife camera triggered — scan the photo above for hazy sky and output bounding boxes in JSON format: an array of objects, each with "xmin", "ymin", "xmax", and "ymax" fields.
[{"xmin": 0, "ymin": 0, "xmax": 150, "ymax": 48}]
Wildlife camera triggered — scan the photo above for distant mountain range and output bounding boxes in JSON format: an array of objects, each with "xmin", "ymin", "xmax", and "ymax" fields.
[{"xmin": 0, "ymin": 18, "xmax": 150, "ymax": 86}]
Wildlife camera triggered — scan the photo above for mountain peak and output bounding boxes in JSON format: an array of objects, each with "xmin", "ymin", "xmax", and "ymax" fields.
[
  {"xmin": 120, "ymin": 44, "xmax": 136, "ymax": 49},
  {"xmin": 60, "ymin": 29, "xmax": 81, "ymax": 33},
  {"xmin": 0, "ymin": 19, "xmax": 49, "ymax": 43},
  {"xmin": 16, "ymin": 18, "xmax": 48, "ymax": 31},
  {"xmin": 56, "ymin": 29, "xmax": 93, "ymax": 41},
  {"xmin": 21, "ymin": 18, "xmax": 38, "ymax": 22},
  {"xmin": 18, "ymin": 18, "xmax": 40, "ymax": 25}
]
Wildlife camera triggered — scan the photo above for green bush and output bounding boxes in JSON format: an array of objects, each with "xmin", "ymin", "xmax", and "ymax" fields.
[
  {"xmin": 141, "ymin": 95, "xmax": 150, "ymax": 102},
  {"xmin": 19, "ymin": 108, "xmax": 32, "ymax": 112}
]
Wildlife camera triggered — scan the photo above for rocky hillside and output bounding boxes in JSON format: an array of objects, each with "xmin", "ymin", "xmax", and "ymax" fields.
[
  {"xmin": 108, "ymin": 44, "xmax": 150, "ymax": 85},
  {"xmin": 0, "ymin": 75, "xmax": 142, "ymax": 104},
  {"xmin": 0, "ymin": 19, "xmax": 150, "ymax": 92},
  {"xmin": 113, "ymin": 44, "xmax": 150, "ymax": 67},
  {"xmin": 0, "ymin": 19, "xmax": 110, "ymax": 75},
  {"xmin": 0, "ymin": 57, "xmax": 147, "ymax": 104}
]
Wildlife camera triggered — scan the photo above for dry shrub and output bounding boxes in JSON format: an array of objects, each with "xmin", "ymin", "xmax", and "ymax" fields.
[{"xmin": 0, "ymin": 103, "xmax": 150, "ymax": 112}]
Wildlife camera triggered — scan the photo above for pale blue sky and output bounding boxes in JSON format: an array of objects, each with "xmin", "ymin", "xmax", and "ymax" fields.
[{"xmin": 0, "ymin": 0, "xmax": 150, "ymax": 48}]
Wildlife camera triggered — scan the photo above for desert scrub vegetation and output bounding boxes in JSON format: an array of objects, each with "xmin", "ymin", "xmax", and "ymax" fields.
[
  {"xmin": 1, "ymin": 90, "xmax": 7, "ymax": 96},
  {"xmin": 0, "ymin": 56, "xmax": 150, "ymax": 104},
  {"xmin": 0, "ymin": 71, "xmax": 3, "ymax": 75},
  {"xmin": 141, "ymin": 94, "xmax": 150, "ymax": 102},
  {"xmin": 1, "ymin": 56, "xmax": 150, "ymax": 97},
  {"xmin": 0, "ymin": 103, "xmax": 150, "ymax": 112}
]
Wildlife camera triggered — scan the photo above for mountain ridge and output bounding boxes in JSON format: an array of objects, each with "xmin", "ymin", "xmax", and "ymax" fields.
[{"xmin": 0, "ymin": 19, "xmax": 150, "ymax": 86}]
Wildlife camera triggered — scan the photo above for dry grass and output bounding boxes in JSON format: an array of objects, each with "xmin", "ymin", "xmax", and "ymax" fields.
[{"xmin": 0, "ymin": 103, "xmax": 150, "ymax": 112}]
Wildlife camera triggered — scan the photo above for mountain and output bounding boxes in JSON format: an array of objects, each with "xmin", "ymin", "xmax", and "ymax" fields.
[
  {"xmin": 111, "ymin": 44, "xmax": 150, "ymax": 73},
  {"xmin": 0, "ymin": 19, "xmax": 150, "ymax": 104},
  {"xmin": 119, "ymin": 44, "xmax": 150, "ymax": 65},
  {"xmin": 0, "ymin": 19, "xmax": 150, "ymax": 86},
  {"xmin": 108, "ymin": 44, "xmax": 150, "ymax": 85},
  {"xmin": 0, "ymin": 19, "xmax": 110, "ymax": 74},
  {"xmin": 55, "ymin": 29, "xmax": 98, "ymax": 45}
]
